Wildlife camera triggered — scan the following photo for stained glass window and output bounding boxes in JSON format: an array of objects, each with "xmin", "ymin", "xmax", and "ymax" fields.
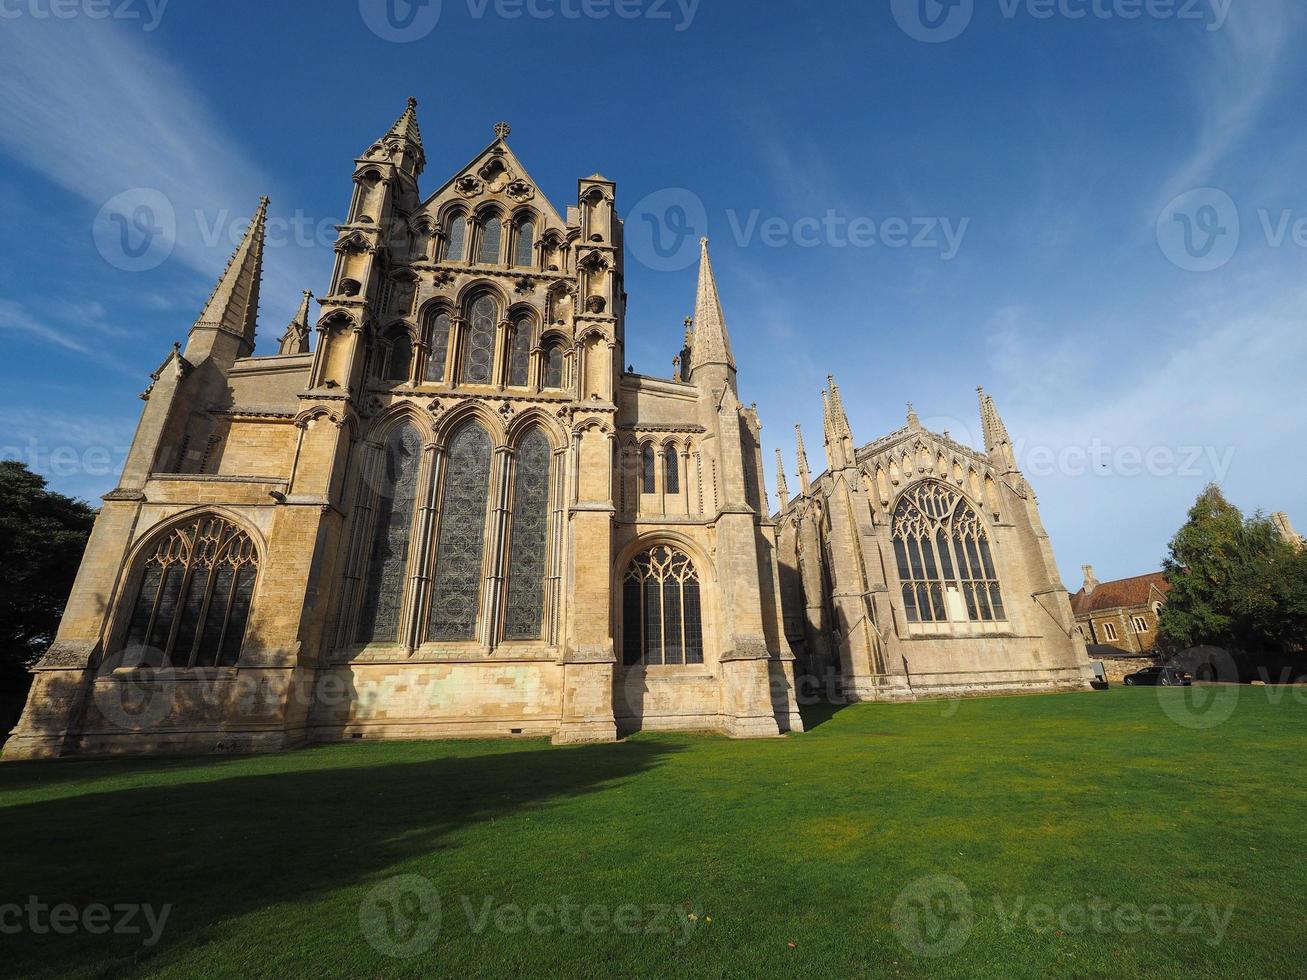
[
  {"xmin": 622, "ymin": 546, "xmax": 703, "ymax": 666},
  {"xmin": 121, "ymin": 515, "xmax": 260, "ymax": 668},
  {"xmin": 427, "ymin": 423, "xmax": 492, "ymax": 641},
  {"xmin": 356, "ymin": 425, "xmax": 423, "ymax": 643},
  {"xmin": 664, "ymin": 446, "xmax": 680, "ymax": 494},
  {"xmin": 444, "ymin": 212, "xmax": 466, "ymax": 261},
  {"xmin": 383, "ymin": 326, "xmax": 412, "ymax": 382},
  {"xmin": 543, "ymin": 344, "xmax": 564, "ymax": 389},
  {"xmin": 513, "ymin": 219, "xmax": 535, "ymax": 267},
  {"xmin": 504, "ymin": 429, "xmax": 551, "ymax": 640},
  {"xmin": 426, "ymin": 312, "xmax": 451, "ymax": 382},
  {"xmin": 641, "ymin": 445, "xmax": 655, "ymax": 494},
  {"xmin": 461, "ymin": 295, "xmax": 497, "ymax": 384},
  {"xmin": 508, "ymin": 318, "xmax": 532, "ymax": 387},
  {"xmin": 892, "ymin": 481, "xmax": 1004, "ymax": 624},
  {"xmin": 477, "ymin": 215, "xmax": 502, "ymax": 264}
]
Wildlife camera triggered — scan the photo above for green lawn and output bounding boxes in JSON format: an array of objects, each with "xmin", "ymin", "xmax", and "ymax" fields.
[{"xmin": 2, "ymin": 686, "xmax": 1305, "ymax": 979}]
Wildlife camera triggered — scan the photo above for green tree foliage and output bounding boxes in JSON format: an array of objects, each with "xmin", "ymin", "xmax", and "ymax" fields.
[
  {"xmin": 0, "ymin": 461, "xmax": 95, "ymax": 684},
  {"xmin": 1158, "ymin": 485, "xmax": 1306, "ymax": 654}
]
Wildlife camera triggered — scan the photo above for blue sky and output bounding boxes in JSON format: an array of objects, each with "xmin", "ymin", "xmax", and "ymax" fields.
[{"xmin": 1, "ymin": 0, "xmax": 1304, "ymax": 587}]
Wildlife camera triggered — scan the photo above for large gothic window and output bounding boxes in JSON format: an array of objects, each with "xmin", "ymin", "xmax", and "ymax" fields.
[
  {"xmin": 122, "ymin": 515, "xmax": 259, "ymax": 668},
  {"xmin": 508, "ymin": 317, "xmax": 531, "ymax": 387},
  {"xmin": 622, "ymin": 546, "xmax": 704, "ymax": 666},
  {"xmin": 477, "ymin": 214, "xmax": 503, "ymax": 264},
  {"xmin": 503, "ymin": 429, "xmax": 551, "ymax": 640},
  {"xmin": 461, "ymin": 295, "xmax": 497, "ymax": 384},
  {"xmin": 427, "ymin": 423, "xmax": 493, "ymax": 641},
  {"xmin": 444, "ymin": 212, "xmax": 467, "ymax": 262},
  {"xmin": 892, "ymin": 482, "xmax": 1005, "ymax": 624},
  {"xmin": 513, "ymin": 218, "xmax": 535, "ymax": 268},
  {"xmin": 426, "ymin": 312, "xmax": 451, "ymax": 382},
  {"xmin": 356, "ymin": 425, "xmax": 423, "ymax": 643}
]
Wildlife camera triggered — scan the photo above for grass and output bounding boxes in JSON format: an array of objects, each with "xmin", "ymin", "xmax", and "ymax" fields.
[{"xmin": 2, "ymin": 686, "xmax": 1305, "ymax": 979}]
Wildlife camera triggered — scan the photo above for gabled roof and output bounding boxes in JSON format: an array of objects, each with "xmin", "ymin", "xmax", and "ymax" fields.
[
  {"xmin": 1070, "ymin": 572, "xmax": 1170, "ymax": 615},
  {"xmin": 420, "ymin": 130, "xmax": 566, "ymax": 228}
]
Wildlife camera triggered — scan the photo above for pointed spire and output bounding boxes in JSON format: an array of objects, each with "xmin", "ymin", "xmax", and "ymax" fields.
[
  {"xmin": 775, "ymin": 448, "xmax": 791, "ymax": 506},
  {"xmin": 386, "ymin": 97, "xmax": 423, "ymax": 146},
  {"xmin": 688, "ymin": 238, "xmax": 736, "ymax": 377},
  {"xmin": 907, "ymin": 401, "xmax": 922, "ymax": 430},
  {"xmin": 795, "ymin": 424, "xmax": 812, "ymax": 494},
  {"xmin": 188, "ymin": 196, "xmax": 268, "ymax": 361},
  {"xmin": 827, "ymin": 375, "xmax": 853, "ymax": 441},
  {"xmin": 977, "ymin": 386, "xmax": 1011, "ymax": 453},
  {"xmin": 278, "ymin": 290, "xmax": 313, "ymax": 355}
]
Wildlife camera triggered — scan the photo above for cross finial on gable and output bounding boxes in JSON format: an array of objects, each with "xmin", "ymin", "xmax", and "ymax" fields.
[{"xmin": 494, "ymin": 121, "xmax": 512, "ymax": 140}]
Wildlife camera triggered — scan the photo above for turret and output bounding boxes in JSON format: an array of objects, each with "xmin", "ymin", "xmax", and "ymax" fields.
[{"xmin": 278, "ymin": 290, "xmax": 313, "ymax": 355}]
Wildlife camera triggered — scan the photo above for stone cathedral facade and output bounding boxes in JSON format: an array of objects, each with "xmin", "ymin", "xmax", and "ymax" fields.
[
  {"xmin": 774, "ymin": 389, "xmax": 1093, "ymax": 700},
  {"xmin": 4, "ymin": 103, "xmax": 1090, "ymax": 761}
]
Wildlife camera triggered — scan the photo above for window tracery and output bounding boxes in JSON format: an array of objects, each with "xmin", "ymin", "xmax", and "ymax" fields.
[{"xmin": 622, "ymin": 546, "xmax": 704, "ymax": 666}]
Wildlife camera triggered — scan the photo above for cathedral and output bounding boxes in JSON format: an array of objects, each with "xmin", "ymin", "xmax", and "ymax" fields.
[{"xmin": 3, "ymin": 102, "xmax": 1091, "ymax": 760}]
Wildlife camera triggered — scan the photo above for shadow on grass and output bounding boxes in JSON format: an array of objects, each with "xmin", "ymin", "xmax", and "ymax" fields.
[
  {"xmin": 0, "ymin": 739, "xmax": 681, "ymax": 979},
  {"xmin": 796, "ymin": 699, "xmax": 849, "ymax": 732}
]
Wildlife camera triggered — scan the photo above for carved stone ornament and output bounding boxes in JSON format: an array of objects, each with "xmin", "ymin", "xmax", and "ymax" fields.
[
  {"xmin": 433, "ymin": 269, "xmax": 455, "ymax": 288},
  {"xmin": 514, "ymin": 275, "xmax": 535, "ymax": 295},
  {"xmin": 506, "ymin": 179, "xmax": 535, "ymax": 203},
  {"xmin": 585, "ymin": 295, "xmax": 607, "ymax": 314},
  {"xmin": 455, "ymin": 175, "xmax": 483, "ymax": 198}
]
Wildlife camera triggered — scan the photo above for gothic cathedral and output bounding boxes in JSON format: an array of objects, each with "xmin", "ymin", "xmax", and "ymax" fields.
[{"xmin": 4, "ymin": 102, "xmax": 1091, "ymax": 760}]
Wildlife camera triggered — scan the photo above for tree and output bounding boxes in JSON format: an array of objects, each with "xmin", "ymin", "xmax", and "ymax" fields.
[
  {"xmin": 0, "ymin": 461, "xmax": 96, "ymax": 692},
  {"xmin": 1158, "ymin": 485, "xmax": 1306, "ymax": 655}
]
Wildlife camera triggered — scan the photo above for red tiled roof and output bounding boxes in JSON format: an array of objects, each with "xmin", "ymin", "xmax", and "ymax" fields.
[{"xmin": 1070, "ymin": 572, "xmax": 1170, "ymax": 616}]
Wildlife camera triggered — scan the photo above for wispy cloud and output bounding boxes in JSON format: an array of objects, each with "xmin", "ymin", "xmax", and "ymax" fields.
[
  {"xmin": 1149, "ymin": 0, "xmax": 1303, "ymax": 215},
  {"xmin": 0, "ymin": 299, "xmax": 137, "ymax": 374},
  {"xmin": 0, "ymin": 17, "xmax": 322, "ymax": 340}
]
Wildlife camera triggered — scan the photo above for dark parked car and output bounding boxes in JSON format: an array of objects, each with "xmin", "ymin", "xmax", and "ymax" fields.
[{"xmin": 1123, "ymin": 665, "xmax": 1192, "ymax": 687}]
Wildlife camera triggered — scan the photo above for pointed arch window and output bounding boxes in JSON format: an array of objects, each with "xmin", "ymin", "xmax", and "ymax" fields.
[
  {"xmin": 641, "ymin": 445, "xmax": 656, "ymax": 494},
  {"xmin": 477, "ymin": 214, "xmax": 503, "ymax": 264},
  {"xmin": 461, "ymin": 295, "xmax": 498, "ymax": 385},
  {"xmin": 622, "ymin": 546, "xmax": 704, "ymax": 666},
  {"xmin": 426, "ymin": 312, "xmax": 452, "ymax": 382},
  {"xmin": 508, "ymin": 317, "xmax": 532, "ymax": 387},
  {"xmin": 892, "ymin": 482, "xmax": 1005, "ymax": 624},
  {"xmin": 382, "ymin": 325, "xmax": 413, "ymax": 382},
  {"xmin": 427, "ymin": 423, "xmax": 493, "ymax": 641},
  {"xmin": 504, "ymin": 429, "xmax": 551, "ymax": 640},
  {"xmin": 444, "ymin": 212, "xmax": 467, "ymax": 262},
  {"xmin": 357, "ymin": 425, "xmax": 423, "ymax": 643},
  {"xmin": 513, "ymin": 218, "xmax": 535, "ymax": 268},
  {"xmin": 664, "ymin": 446, "xmax": 680, "ymax": 494},
  {"xmin": 543, "ymin": 343, "xmax": 564, "ymax": 389},
  {"xmin": 122, "ymin": 515, "xmax": 259, "ymax": 668}
]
